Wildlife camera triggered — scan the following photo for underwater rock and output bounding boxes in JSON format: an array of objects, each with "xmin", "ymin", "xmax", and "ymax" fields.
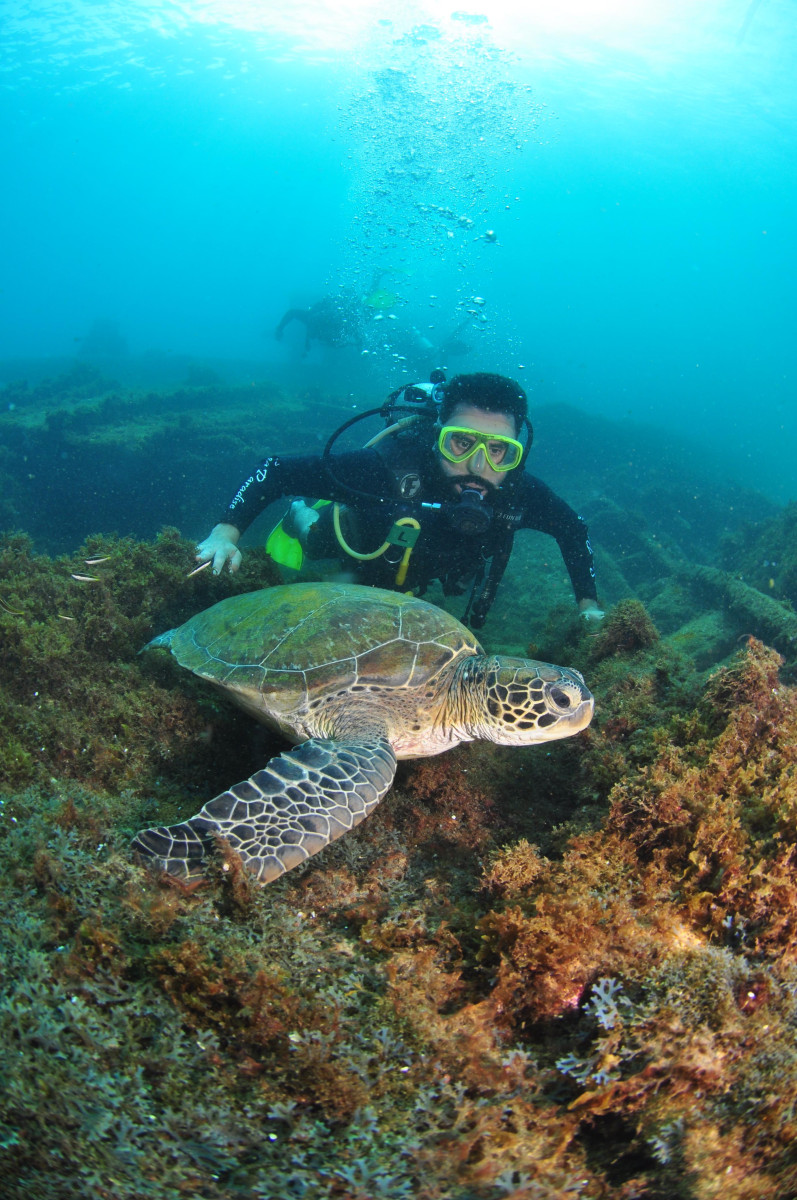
[{"xmin": 681, "ymin": 563, "xmax": 797, "ymax": 669}]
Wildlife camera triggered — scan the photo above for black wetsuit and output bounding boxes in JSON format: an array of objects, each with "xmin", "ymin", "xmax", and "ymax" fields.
[
  {"xmin": 274, "ymin": 296, "xmax": 362, "ymax": 352},
  {"xmin": 219, "ymin": 434, "xmax": 597, "ymax": 620}
]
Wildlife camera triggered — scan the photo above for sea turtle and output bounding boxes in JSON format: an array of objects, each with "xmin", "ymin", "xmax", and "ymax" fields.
[{"xmin": 132, "ymin": 583, "xmax": 593, "ymax": 884}]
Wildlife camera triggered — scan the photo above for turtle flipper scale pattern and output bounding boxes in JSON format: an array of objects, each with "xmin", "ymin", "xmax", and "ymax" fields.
[{"xmin": 132, "ymin": 737, "xmax": 397, "ymax": 884}]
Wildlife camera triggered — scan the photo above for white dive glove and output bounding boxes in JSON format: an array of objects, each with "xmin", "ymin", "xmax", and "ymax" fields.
[
  {"xmin": 282, "ymin": 500, "xmax": 321, "ymax": 546},
  {"xmin": 578, "ymin": 601, "xmax": 606, "ymax": 625},
  {"xmin": 195, "ymin": 524, "xmax": 242, "ymax": 575}
]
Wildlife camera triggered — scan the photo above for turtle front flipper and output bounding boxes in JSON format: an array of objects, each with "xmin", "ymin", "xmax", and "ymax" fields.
[{"xmin": 132, "ymin": 737, "xmax": 397, "ymax": 884}]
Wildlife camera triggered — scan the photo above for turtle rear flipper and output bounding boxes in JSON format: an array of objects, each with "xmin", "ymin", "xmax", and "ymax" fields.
[
  {"xmin": 131, "ymin": 821, "xmax": 213, "ymax": 880},
  {"xmin": 132, "ymin": 737, "xmax": 397, "ymax": 884}
]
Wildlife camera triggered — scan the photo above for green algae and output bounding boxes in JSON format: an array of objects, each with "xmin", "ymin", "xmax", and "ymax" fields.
[
  {"xmin": 2, "ymin": 360, "xmax": 797, "ymax": 1195},
  {"xmin": 2, "ymin": 539, "xmax": 797, "ymax": 1196},
  {"xmin": 0, "ymin": 530, "xmax": 281, "ymax": 802}
]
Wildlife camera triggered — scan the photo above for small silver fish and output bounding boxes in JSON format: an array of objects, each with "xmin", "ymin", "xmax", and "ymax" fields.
[{"xmin": 186, "ymin": 561, "xmax": 212, "ymax": 578}]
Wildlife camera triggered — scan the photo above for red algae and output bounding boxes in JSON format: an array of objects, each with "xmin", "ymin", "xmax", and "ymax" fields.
[{"xmin": 3, "ymin": 546, "xmax": 797, "ymax": 1197}]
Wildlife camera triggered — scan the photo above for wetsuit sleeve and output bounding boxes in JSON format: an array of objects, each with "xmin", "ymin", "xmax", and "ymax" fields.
[
  {"xmin": 516, "ymin": 475, "xmax": 598, "ymax": 602},
  {"xmin": 218, "ymin": 449, "xmax": 394, "ymax": 535}
]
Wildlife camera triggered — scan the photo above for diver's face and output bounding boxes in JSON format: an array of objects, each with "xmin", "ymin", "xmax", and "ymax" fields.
[{"xmin": 437, "ymin": 404, "xmax": 518, "ymax": 496}]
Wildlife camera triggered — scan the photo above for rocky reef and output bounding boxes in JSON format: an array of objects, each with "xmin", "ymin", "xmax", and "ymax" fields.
[
  {"xmin": 1, "ymin": 529, "xmax": 796, "ymax": 1198},
  {"xmin": 2, "ymin": 369, "xmax": 797, "ymax": 1197}
]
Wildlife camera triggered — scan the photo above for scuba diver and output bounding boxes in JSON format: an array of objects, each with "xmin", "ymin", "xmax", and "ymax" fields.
[
  {"xmin": 274, "ymin": 272, "xmax": 402, "ymax": 355},
  {"xmin": 195, "ymin": 372, "xmax": 604, "ymax": 630},
  {"xmin": 274, "ymin": 293, "xmax": 364, "ymax": 353}
]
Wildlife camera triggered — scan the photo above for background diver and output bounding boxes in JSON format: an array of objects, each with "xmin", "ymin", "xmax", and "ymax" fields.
[
  {"xmin": 195, "ymin": 372, "xmax": 604, "ymax": 630},
  {"xmin": 274, "ymin": 293, "xmax": 364, "ymax": 354},
  {"xmin": 273, "ymin": 270, "xmax": 402, "ymax": 355}
]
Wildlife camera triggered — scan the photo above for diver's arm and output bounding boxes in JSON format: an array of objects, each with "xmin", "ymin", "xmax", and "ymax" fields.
[
  {"xmin": 198, "ymin": 450, "xmax": 394, "ymax": 572},
  {"xmin": 275, "ymin": 309, "xmax": 306, "ymax": 341},
  {"xmin": 516, "ymin": 475, "xmax": 599, "ymax": 606}
]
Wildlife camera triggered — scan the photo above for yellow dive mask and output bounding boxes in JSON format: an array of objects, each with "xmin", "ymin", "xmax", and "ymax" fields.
[{"xmin": 438, "ymin": 425, "xmax": 524, "ymax": 472}]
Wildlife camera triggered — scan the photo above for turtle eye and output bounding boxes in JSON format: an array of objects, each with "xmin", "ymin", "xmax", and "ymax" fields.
[{"xmin": 549, "ymin": 686, "xmax": 572, "ymax": 710}]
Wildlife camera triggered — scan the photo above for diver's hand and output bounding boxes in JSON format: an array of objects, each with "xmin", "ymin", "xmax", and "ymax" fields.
[
  {"xmin": 578, "ymin": 600, "xmax": 606, "ymax": 625},
  {"xmin": 282, "ymin": 500, "xmax": 320, "ymax": 545},
  {"xmin": 195, "ymin": 523, "xmax": 242, "ymax": 575}
]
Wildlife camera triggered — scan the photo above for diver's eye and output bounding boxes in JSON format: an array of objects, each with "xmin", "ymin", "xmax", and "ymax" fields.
[
  {"xmin": 486, "ymin": 440, "xmax": 507, "ymax": 463},
  {"xmin": 451, "ymin": 433, "xmax": 476, "ymax": 455},
  {"xmin": 549, "ymin": 686, "xmax": 572, "ymax": 709}
]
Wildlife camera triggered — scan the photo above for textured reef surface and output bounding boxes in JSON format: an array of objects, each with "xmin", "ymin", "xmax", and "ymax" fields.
[
  {"xmin": 1, "ymin": 535, "xmax": 797, "ymax": 1199},
  {"xmin": 2, "ymin": 369, "xmax": 797, "ymax": 1198}
]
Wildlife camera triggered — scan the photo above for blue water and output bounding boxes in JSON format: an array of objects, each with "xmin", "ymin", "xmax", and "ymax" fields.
[{"xmin": 2, "ymin": 1, "xmax": 795, "ymax": 501}]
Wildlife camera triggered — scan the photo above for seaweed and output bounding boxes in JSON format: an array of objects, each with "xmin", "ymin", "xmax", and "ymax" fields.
[
  {"xmin": 587, "ymin": 599, "xmax": 660, "ymax": 661},
  {"xmin": 0, "ymin": 529, "xmax": 280, "ymax": 798},
  {"xmin": 3, "ymin": 538, "xmax": 797, "ymax": 1197}
]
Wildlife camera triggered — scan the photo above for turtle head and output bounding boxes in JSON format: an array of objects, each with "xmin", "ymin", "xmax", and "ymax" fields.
[{"xmin": 458, "ymin": 654, "xmax": 594, "ymax": 745}]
